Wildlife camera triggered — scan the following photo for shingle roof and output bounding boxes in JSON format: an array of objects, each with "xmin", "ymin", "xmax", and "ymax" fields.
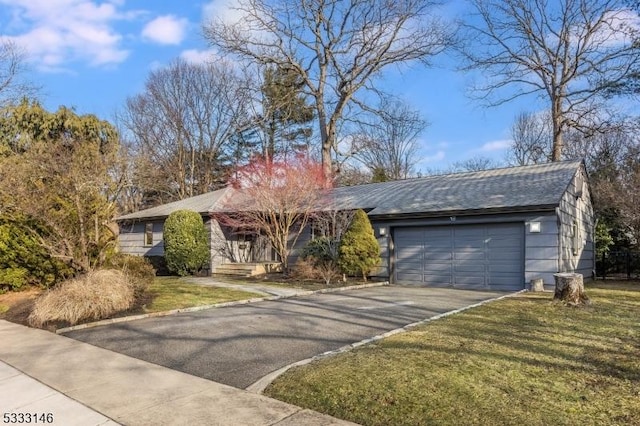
[
  {"xmin": 116, "ymin": 187, "xmax": 234, "ymax": 221},
  {"xmin": 328, "ymin": 160, "xmax": 581, "ymax": 216},
  {"xmin": 116, "ymin": 160, "xmax": 582, "ymax": 221}
]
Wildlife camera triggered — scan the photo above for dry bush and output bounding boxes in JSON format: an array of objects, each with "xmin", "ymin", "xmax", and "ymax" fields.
[
  {"xmin": 28, "ymin": 269, "xmax": 135, "ymax": 327},
  {"xmin": 293, "ymin": 257, "xmax": 321, "ymax": 280},
  {"xmin": 293, "ymin": 257, "xmax": 341, "ymax": 285},
  {"xmin": 104, "ymin": 253, "xmax": 155, "ymax": 298}
]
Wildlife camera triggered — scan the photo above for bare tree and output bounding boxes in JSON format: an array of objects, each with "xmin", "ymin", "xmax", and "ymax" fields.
[
  {"xmin": 214, "ymin": 156, "xmax": 326, "ymax": 271},
  {"xmin": 118, "ymin": 59, "xmax": 252, "ymax": 206},
  {"xmin": 451, "ymin": 155, "xmax": 502, "ymax": 172},
  {"xmin": 507, "ymin": 111, "xmax": 552, "ymax": 166},
  {"xmin": 204, "ymin": 0, "xmax": 453, "ymax": 181},
  {"xmin": 461, "ymin": 0, "xmax": 640, "ymax": 161},
  {"xmin": 0, "ymin": 40, "xmax": 35, "ymax": 105},
  {"xmin": 351, "ymin": 98, "xmax": 428, "ymax": 180}
]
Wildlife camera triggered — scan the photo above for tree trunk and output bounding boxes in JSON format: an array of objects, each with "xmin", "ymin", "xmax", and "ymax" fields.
[
  {"xmin": 553, "ymin": 273, "xmax": 589, "ymax": 305},
  {"xmin": 551, "ymin": 91, "xmax": 564, "ymax": 161}
]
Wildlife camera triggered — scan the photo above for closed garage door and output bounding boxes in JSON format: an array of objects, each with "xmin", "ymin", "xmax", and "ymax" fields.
[{"xmin": 394, "ymin": 223, "xmax": 524, "ymax": 291}]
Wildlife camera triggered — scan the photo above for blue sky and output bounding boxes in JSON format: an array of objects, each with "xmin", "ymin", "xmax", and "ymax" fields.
[{"xmin": 0, "ymin": 0, "xmax": 536, "ymax": 171}]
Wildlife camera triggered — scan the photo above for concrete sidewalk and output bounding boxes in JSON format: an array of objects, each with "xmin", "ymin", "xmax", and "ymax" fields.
[
  {"xmin": 0, "ymin": 321, "xmax": 355, "ymax": 426},
  {"xmin": 0, "ymin": 361, "xmax": 117, "ymax": 425}
]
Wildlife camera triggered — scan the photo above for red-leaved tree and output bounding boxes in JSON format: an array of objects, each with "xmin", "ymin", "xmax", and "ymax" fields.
[{"xmin": 215, "ymin": 155, "xmax": 327, "ymax": 271}]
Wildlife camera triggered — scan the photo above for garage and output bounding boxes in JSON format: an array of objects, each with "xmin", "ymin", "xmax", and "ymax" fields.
[{"xmin": 393, "ymin": 223, "xmax": 525, "ymax": 291}]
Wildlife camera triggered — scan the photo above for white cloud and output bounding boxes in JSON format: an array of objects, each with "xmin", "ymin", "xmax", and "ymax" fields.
[
  {"xmin": 142, "ymin": 15, "xmax": 188, "ymax": 45},
  {"xmin": 479, "ymin": 139, "xmax": 511, "ymax": 152},
  {"xmin": 0, "ymin": 0, "xmax": 134, "ymax": 70},
  {"xmin": 180, "ymin": 49, "xmax": 217, "ymax": 64},
  {"xmin": 421, "ymin": 150, "xmax": 446, "ymax": 163},
  {"xmin": 203, "ymin": 0, "xmax": 244, "ymax": 25}
]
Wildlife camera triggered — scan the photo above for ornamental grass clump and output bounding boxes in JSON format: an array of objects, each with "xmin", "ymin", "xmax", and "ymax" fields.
[{"xmin": 28, "ymin": 269, "xmax": 135, "ymax": 327}]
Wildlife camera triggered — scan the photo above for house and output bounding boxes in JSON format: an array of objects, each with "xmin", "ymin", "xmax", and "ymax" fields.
[{"xmin": 116, "ymin": 160, "xmax": 594, "ymax": 291}]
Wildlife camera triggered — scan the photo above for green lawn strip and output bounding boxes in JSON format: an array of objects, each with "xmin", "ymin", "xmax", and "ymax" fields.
[
  {"xmin": 144, "ymin": 277, "xmax": 263, "ymax": 312},
  {"xmin": 265, "ymin": 282, "xmax": 640, "ymax": 426}
]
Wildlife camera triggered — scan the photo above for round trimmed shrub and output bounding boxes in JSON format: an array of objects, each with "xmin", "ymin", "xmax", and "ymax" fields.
[
  {"xmin": 338, "ymin": 209, "xmax": 380, "ymax": 281},
  {"xmin": 163, "ymin": 210, "xmax": 209, "ymax": 276}
]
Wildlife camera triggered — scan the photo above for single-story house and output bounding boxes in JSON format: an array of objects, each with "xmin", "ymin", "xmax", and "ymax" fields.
[{"xmin": 116, "ymin": 160, "xmax": 594, "ymax": 291}]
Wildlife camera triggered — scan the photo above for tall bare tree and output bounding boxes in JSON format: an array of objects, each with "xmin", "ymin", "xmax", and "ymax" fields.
[
  {"xmin": 204, "ymin": 0, "xmax": 453, "ymax": 181},
  {"xmin": 461, "ymin": 0, "xmax": 640, "ymax": 161},
  {"xmin": 351, "ymin": 98, "xmax": 427, "ymax": 180},
  {"xmin": 118, "ymin": 59, "xmax": 252, "ymax": 206},
  {"xmin": 507, "ymin": 111, "xmax": 552, "ymax": 166}
]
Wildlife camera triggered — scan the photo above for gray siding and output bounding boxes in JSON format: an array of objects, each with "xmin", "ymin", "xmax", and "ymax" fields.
[
  {"xmin": 524, "ymin": 214, "xmax": 560, "ymax": 285},
  {"xmin": 118, "ymin": 220, "xmax": 165, "ymax": 257},
  {"xmin": 288, "ymin": 225, "xmax": 312, "ymax": 267},
  {"xmin": 557, "ymin": 166, "xmax": 595, "ymax": 278}
]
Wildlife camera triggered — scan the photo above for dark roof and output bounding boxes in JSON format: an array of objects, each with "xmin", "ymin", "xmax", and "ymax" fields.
[
  {"xmin": 116, "ymin": 187, "xmax": 234, "ymax": 221},
  {"xmin": 327, "ymin": 160, "xmax": 581, "ymax": 216},
  {"xmin": 116, "ymin": 160, "xmax": 582, "ymax": 221}
]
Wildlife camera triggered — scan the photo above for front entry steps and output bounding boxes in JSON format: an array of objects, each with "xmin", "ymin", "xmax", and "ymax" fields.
[{"xmin": 212, "ymin": 262, "xmax": 282, "ymax": 277}]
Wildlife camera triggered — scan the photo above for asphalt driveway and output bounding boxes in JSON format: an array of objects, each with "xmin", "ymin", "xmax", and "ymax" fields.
[{"xmin": 66, "ymin": 286, "xmax": 508, "ymax": 389}]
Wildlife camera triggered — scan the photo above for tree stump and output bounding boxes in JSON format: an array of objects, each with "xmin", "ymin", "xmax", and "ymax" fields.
[{"xmin": 553, "ymin": 273, "xmax": 590, "ymax": 306}]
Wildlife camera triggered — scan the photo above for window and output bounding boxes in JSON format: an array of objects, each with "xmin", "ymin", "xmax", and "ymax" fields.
[{"xmin": 144, "ymin": 223, "xmax": 153, "ymax": 246}]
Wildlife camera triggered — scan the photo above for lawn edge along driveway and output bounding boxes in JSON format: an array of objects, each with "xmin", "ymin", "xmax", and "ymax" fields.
[{"xmin": 247, "ymin": 289, "xmax": 526, "ymax": 393}]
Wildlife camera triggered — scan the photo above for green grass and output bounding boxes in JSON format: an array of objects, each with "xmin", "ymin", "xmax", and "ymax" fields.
[
  {"xmin": 266, "ymin": 281, "xmax": 640, "ymax": 426},
  {"xmin": 143, "ymin": 277, "xmax": 262, "ymax": 312},
  {"xmin": 0, "ymin": 304, "xmax": 8, "ymax": 314}
]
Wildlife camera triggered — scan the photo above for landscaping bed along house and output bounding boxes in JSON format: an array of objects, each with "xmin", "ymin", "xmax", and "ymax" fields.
[{"xmin": 265, "ymin": 281, "xmax": 640, "ymax": 426}]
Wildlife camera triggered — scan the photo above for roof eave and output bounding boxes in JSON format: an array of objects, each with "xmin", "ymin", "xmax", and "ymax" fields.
[{"xmin": 368, "ymin": 204, "xmax": 558, "ymax": 221}]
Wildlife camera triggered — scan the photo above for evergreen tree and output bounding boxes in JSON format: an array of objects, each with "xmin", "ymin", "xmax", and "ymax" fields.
[
  {"xmin": 259, "ymin": 66, "xmax": 314, "ymax": 162},
  {"xmin": 338, "ymin": 209, "xmax": 379, "ymax": 281},
  {"xmin": 163, "ymin": 210, "xmax": 209, "ymax": 276}
]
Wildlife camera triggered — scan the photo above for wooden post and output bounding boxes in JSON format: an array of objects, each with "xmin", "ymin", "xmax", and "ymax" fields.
[
  {"xmin": 553, "ymin": 273, "xmax": 589, "ymax": 306},
  {"xmin": 530, "ymin": 278, "xmax": 544, "ymax": 292}
]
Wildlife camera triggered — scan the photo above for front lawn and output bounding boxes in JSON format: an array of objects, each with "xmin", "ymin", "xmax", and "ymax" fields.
[
  {"xmin": 141, "ymin": 277, "xmax": 262, "ymax": 312},
  {"xmin": 266, "ymin": 281, "xmax": 640, "ymax": 426}
]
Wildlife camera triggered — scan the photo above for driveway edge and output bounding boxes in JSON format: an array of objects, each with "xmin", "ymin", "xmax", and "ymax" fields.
[
  {"xmin": 246, "ymin": 289, "xmax": 528, "ymax": 394},
  {"xmin": 56, "ymin": 281, "xmax": 389, "ymax": 334}
]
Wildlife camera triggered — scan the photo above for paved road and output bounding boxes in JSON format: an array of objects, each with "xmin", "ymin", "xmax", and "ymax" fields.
[{"xmin": 66, "ymin": 286, "xmax": 507, "ymax": 389}]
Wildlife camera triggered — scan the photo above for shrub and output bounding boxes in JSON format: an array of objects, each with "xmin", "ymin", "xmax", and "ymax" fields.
[
  {"xmin": 163, "ymin": 210, "xmax": 209, "ymax": 276},
  {"xmin": 293, "ymin": 257, "xmax": 321, "ymax": 280},
  {"xmin": 338, "ymin": 209, "xmax": 380, "ymax": 281},
  {"xmin": 104, "ymin": 253, "xmax": 155, "ymax": 298},
  {"xmin": 146, "ymin": 256, "xmax": 170, "ymax": 276},
  {"xmin": 0, "ymin": 215, "xmax": 73, "ymax": 291},
  {"xmin": 300, "ymin": 237, "xmax": 341, "ymax": 285},
  {"xmin": 28, "ymin": 269, "xmax": 135, "ymax": 327}
]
